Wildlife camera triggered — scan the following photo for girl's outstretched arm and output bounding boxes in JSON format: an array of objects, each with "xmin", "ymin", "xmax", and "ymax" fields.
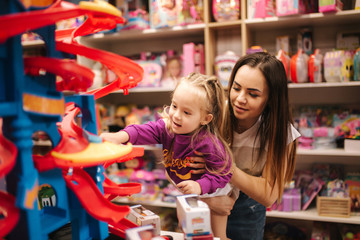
[{"xmin": 100, "ymin": 131, "xmax": 130, "ymax": 145}]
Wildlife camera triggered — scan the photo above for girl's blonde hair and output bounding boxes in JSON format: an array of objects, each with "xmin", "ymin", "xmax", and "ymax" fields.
[{"xmin": 162, "ymin": 72, "xmax": 233, "ymax": 175}]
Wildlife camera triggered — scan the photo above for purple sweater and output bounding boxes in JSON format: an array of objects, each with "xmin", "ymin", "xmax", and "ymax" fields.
[{"xmin": 123, "ymin": 119, "xmax": 232, "ymax": 194}]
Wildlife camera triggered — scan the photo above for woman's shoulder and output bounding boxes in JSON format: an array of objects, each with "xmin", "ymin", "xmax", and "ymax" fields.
[{"xmin": 288, "ymin": 123, "xmax": 301, "ymax": 144}]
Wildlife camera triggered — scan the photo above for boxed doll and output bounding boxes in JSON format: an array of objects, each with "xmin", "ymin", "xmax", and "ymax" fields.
[{"xmin": 247, "ymin": 0, "xmax": 276, "ymax": 19}]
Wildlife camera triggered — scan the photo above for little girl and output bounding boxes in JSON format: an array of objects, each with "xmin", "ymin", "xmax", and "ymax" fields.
[{"xmin": 101, "ymin": 72, "xmax": 233, "ymax": 239}]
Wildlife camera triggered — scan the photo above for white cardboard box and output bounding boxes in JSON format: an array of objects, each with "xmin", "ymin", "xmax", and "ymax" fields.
[
  {"xmin": 126, "ymin": 205, "xmax": 161, "ymax": 236},
  {"xmin": 344, "ymin": 139, "xmax": 360, "ymax": 152},
  {"xmin": 176, "ymin": 194, "xmax": 211, "ymax": 238}
]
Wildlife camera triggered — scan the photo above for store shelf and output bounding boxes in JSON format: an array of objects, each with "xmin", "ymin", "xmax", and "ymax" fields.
[
  {"xmin": 113, "ymin": 197, "xmax": 176, "ymax": 209},
  {"xmin": 82, "ymin": 23, "xmax": 205, "ymax": 43},
  {"xmin": 267, "ymin": 208, "xmax": 360, "ymax": 225},
  {"xmin": 114, "ymin": 196, "xmax": 360, "ymax": 225},
  {"xmin": 297, "ymin": 148, "xmax": 360, "ymax": 157},
  {"xmin": 245, "ymin": 10, "xmax": 360, "ymax": 30},
  {"xmin": 117, "ymin": 86, "xmax": 174, "ymax": 93},
  {"xmin": 288, "ymin": 81, "xmax": 360, "ymax": 89},
  {"xmin": 207, "ymin": 19, "xmax": 243, "ymax": 29}
]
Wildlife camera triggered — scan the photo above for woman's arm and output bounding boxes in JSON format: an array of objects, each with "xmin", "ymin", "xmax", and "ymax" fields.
[
  {"xmin": 232, "ymin": 141, "xmax": 295, "ymax": 207},
  {"xmin": 230, "ymin": 166, "xmax": 279, "ymax": 207}
]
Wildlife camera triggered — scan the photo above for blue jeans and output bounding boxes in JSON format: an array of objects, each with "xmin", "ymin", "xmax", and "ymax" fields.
[{"xmin": 227, "ymin": 192, "xmax": 266, "ymax": 240}]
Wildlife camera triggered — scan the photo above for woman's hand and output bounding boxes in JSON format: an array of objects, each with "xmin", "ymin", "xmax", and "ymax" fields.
[
  {"xmin": 188, "ymin": 152, "xmax": 206, "ymax": 174},
  {"xmin": 201, "ymin": 195, "xmax": 235, "ymax": 216},
  {"xmin": 176, "ymin": 180, "xmax": 201, "ymax": 195}
]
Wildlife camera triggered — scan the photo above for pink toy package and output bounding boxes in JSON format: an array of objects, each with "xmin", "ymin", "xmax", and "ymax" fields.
[
  {"xmin": 247, "ymin": 0, "xmax": 276, "ymax": 19},
  {"xmin": 182, "ymin": 42, "xmax": 205, "ymax": 76},
  {"xmin": 319, "ymin": 0, "xmax": 343, "ymax": 12},
  {"xmin": 178, "ymin": 0, "xmax": 204, "ymax": 25},
  {"xmin": 149, "ymin": 0, "xmax": 178, "ymax": 29},
  {"xmin": 276, "ymin": 0, "xmax": 317, "ymax": 16}
]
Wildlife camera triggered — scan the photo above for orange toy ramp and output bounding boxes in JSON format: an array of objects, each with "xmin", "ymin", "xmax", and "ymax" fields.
[
  {"xmin": 109, "ymin": 218, "xmax": 138, "ymax": 239},
  {"xmin": 63, "ymin": 168, "xmax": 130, "ymax": 226},
  {"xmin": 0, "ymin": 191, "xmax": 20, "ymax": 238}
]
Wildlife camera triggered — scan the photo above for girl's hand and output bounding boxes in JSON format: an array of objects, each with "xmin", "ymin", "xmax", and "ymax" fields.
[
  {"xmin": 100, "ymin": 131, "xmax": 129, "ymax": 145},
  {"xmin": 201, "ymin": 195, "xmax": 235, "ymax": 216},
  {"xmin": 176, "ymin": 180, "xmax": 202, "ymax": 195},
  {"xmin": 188, "ymin": 152, "xmax": 206, "ymax": 174}
]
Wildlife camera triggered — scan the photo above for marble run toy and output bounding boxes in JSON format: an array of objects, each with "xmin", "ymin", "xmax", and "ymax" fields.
[{"xmin": 0, "ymin": 0, "xmax": 145, "ymax": 239}]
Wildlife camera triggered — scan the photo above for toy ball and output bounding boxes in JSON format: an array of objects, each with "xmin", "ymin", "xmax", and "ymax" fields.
[{"xmin": 212, "ymin": 0, "xmax": 240, "ymax": 22}]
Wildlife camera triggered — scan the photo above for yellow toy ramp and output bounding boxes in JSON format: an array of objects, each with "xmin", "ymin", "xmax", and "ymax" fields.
[
  {"xmin": 79, "ymin": 0, "xmax": 122, "ymax": 17},
  {"xmin": 51, "ymin": 141, "xmax": 132, "ymax": 167}
]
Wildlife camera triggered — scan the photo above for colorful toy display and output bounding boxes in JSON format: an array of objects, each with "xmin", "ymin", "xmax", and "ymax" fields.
[{"xmin": 0, "ymin": 0, "xmax": 146, "ymax": 239}]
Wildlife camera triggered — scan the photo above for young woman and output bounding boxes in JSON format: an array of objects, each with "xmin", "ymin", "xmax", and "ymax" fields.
[
  {"xmin": 101, "ymin": 72, "xmax": 234, "ymax": 239},
  {"xmin": 191, "ymin": 52, "xmax": 301, "ymax": 240}
]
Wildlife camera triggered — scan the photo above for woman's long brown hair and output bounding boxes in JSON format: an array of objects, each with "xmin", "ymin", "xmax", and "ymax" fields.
[{"xmin": 223, "ymin": 52, "xmax": 297, "ymax": 201}]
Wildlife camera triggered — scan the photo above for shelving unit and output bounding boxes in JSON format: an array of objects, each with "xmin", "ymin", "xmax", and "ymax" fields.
[{"xmin": 80, "ymin": 1, "xmax": 360, "ymax": 236}]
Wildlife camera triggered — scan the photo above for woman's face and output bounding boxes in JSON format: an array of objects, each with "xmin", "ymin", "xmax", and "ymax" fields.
[{"xmin": 229, "ymin": 65, "xmax": 269, "ymax": 132}]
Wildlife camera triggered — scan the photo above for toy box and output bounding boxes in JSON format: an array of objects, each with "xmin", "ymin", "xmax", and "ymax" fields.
[
  {"xmin": 212, "ymin": 0, "xmax": 240, "ymax": 22},
  {"xmin": 149, "ymin": 0, "xmax": 178, "ymax": 29},
  {"xmin": 176, "ymin": 194, "xmax": 211, "ymax": 238},
  {"xmin": 214, "ymin": 51, "xmax": 239, "ymax": 87},
  {"xmin": 345, "ymin": 139, "xmax": 360, "ymax": 152},
  {"xmin": 276, "ymin": 0, "xmax": 317, "ymax": 16},
  {"xmin": 126, "ymin": 205, "xmax": 161, "ymax": 236},
  {"xmin": 317, "ymin": 196, "xmax": 351, "ymax": 218},
  {"xmin": 182, "ymin": 42, "xmax": 205, "ymax": 76},
  {"xmin": 247, "ymin": 0, "xmax": 275, "ymax": 19},
  {"xmin": 178, "ymin": 0, "xmax": 204, "ymax": 25},
  {"xmin": 125, "ymin": 225, "xmax": 159, "ymax": 240},
  {"xmin": 324, "ymin": 50, "xmax": 354, "ymax": 82}
]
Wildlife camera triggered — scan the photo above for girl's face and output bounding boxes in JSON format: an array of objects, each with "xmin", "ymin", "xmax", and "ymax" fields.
[
  {"xmin": 229, "ymin": 65, "xmax": 269, "ymax": 132},
  {"xmin": 169, "ymin": 82, "xmax": 211, "ymax": 135}
]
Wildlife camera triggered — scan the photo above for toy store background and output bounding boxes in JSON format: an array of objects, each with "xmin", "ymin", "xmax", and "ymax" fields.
[{"xmin": 2, "ymin": 0, "xmax": 360, "ymax": 239}]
